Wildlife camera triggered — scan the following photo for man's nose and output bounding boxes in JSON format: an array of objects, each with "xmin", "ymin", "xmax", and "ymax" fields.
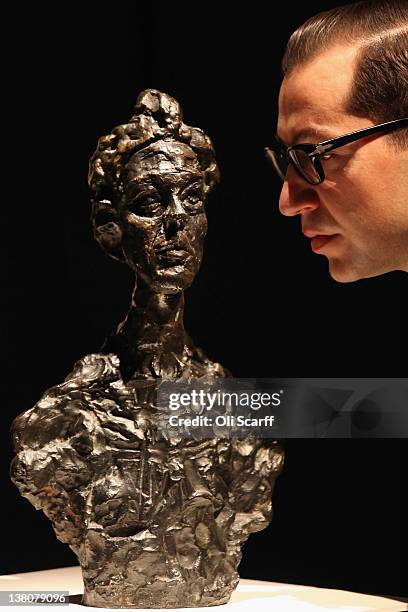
[{"xmin": 278, "ymin": 171, "xmax": 320, "ymax": 216}]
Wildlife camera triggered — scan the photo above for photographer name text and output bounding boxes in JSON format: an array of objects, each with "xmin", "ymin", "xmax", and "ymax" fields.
[{"xmin": 168, "ymin": 415, "xmax": 275, "ymax": 427}]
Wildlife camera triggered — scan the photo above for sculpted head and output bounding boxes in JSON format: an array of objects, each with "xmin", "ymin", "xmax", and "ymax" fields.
[{"xmin": 88, "ymin": 89, "xmax": 220, "ymax": 293}]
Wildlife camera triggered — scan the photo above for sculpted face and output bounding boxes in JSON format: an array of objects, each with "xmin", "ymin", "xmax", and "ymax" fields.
[
  {"xmin": 277, "ymin": 44, "xmax": 408, "ymax": 282},
  {"xmin": 119, "ymin": 140, "xmax": 208, "ymax": 293}
]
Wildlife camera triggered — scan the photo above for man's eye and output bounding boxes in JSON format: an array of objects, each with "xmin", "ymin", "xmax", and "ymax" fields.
[{"xmin": 321, "ymin": 153, "xmax": 334, "ymax": 160}]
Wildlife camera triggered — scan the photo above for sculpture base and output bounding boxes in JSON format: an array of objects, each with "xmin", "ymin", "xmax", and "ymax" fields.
[
  {"xmin": 82, "ymin": 592, "xmax": 232, "ymax": 609},
  {"xmin": 1, "ymin": 566, "xmax": 405, "ymax": 611},
  {"xmin": 81, "ymin": 577, "xmax": 237, "ymax": 608}
]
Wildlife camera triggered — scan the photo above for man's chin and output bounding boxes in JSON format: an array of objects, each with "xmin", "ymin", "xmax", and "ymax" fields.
[
  {"xmin": 327, "ymin": 257, "xmax": 367, "ymax": 283},
  {"xmin": 327, "ymin": 255, "xmax": 398, "ymax": 283}
]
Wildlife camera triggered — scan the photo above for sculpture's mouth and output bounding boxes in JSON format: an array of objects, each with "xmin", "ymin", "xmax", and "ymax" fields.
[
  {"xmin": 158, "ymin": 250, "xmax": 191, "ymax": 267},
  {"xmin": 155, "ymin": 242, "xmax": 192, "ymax": 267}
]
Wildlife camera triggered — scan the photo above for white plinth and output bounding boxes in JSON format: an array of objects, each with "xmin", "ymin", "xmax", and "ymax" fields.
[{"xmin": 0, "ymin": 566, "xmax": 405, "ymax": 612}]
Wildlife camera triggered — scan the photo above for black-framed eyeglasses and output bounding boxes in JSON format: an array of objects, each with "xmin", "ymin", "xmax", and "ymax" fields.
[{"xmin": 264, "ymin": 118, "xmax": 408, "ymax": 185}]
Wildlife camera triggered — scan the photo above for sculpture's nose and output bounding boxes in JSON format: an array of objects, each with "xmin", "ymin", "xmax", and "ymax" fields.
[{"xmin": 163, "ymin": 215, "xmax": 185, "ymax": 241}]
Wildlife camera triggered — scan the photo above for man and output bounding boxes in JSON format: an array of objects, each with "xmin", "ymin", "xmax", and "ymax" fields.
[{"xmin": 266, "ymin": 0, "xmax": 408, "ymax": 282}]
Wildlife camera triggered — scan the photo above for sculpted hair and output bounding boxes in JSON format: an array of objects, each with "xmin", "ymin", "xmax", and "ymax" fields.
[
  {"xmin": 282, "ymin": 0, "xmax": 408, "ymax": 150},
  {"xmin": 88, "ymin": 89, "xmax": 220, "ymax": 262}
]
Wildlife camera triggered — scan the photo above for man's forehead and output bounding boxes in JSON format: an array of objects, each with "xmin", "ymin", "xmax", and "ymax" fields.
[{"xmin": 277, "ymin": 44, "xmax": 359, "ymax": 142}]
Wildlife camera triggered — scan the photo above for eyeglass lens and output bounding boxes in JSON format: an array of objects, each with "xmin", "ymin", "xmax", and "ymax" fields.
[
  {"xmin": 288, "ymin": 149, "xmax": 321, "ymax": 184},
  {"xmin": 266, "ymin": 149, "xmax": 289, "ymax": 180}
]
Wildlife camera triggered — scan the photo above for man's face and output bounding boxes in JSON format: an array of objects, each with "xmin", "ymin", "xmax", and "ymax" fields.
[{"xmin": 277, "ymin": 44, "xmax": 408, "ymax": 282}]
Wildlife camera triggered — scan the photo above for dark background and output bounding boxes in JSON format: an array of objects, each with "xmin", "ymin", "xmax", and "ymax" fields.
[{"xmin": 4, "ymin": 0, "xmax": 407, "ymax": 600}]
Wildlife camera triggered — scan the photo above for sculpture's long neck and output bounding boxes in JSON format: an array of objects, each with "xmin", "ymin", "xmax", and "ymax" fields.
[
  {"xmin": 103, "ymin": 275, "xmax": 189, "ymax": 379},
  {"xmin": 121, "ymin": 275, "xmax": 187, "ymax": 354}
]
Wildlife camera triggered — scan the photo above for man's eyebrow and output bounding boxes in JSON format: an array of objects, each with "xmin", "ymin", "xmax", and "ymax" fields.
[
  {"xmin": 295, "ymin": 128, "xmax": 335, "ymax": 142},
  {"xmin": 275, "ymin": 127, "xmax": 334, "ymax": 146}
]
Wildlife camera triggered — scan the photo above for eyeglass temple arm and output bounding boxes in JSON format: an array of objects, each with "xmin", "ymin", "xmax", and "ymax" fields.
[{"xmin": 313, "ymin": 118, "xmax": 408, "ymax": 155}]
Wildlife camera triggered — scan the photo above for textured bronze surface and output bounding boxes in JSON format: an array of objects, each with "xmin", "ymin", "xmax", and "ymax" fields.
[{"xmin": 10, "ymin": 89, "xmax": 284, "ymax": 608}]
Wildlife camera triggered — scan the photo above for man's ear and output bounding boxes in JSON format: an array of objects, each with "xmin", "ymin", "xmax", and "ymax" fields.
[{"xmin": 91, "ymin": 200, "xmax": 126, "ymax": 263}]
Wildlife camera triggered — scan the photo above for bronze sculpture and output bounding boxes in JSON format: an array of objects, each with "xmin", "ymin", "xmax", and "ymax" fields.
[{"xmin": 10, "ymin": 89, "xmax": 284, "ymax": 608}]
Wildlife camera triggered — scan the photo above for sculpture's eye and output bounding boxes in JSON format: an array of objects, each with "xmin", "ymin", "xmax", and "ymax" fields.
[
  {"xmin": 182, "ymin": 186, "xmax": 204, "ymax": 212},
  {"xmin": 128, "ymin": 190, "xmax": 164, "ymax": 217},
  {"xmin": 94, "ymin": 207, "xmax": 117, "ymax": 229}
]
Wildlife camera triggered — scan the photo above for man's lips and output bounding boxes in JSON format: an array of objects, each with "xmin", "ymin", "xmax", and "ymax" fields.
[{"xmin": 302, "ymin": 229, "xmax": 340, "ymax": 252}]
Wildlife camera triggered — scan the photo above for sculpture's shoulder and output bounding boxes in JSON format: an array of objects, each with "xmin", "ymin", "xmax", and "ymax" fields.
[
  {"xmin": 10, "ymin": 352, "xmax": 125, "ymax": 451},
  {"xmin": 9, "ymin": 352, "xmax": 124, "ymax": 552},
  {"xmin": 57, "ymin": 351, "xmax": 124, "ymax": 390},
  {"xmin": 190, "ymin": 345, "xmax": 233, "ymax": 379}
]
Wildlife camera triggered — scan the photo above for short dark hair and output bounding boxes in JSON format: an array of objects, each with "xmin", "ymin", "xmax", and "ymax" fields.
[{"xmin": 282, "ymin": 0, "xmax": 408, "ymax": 150}]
